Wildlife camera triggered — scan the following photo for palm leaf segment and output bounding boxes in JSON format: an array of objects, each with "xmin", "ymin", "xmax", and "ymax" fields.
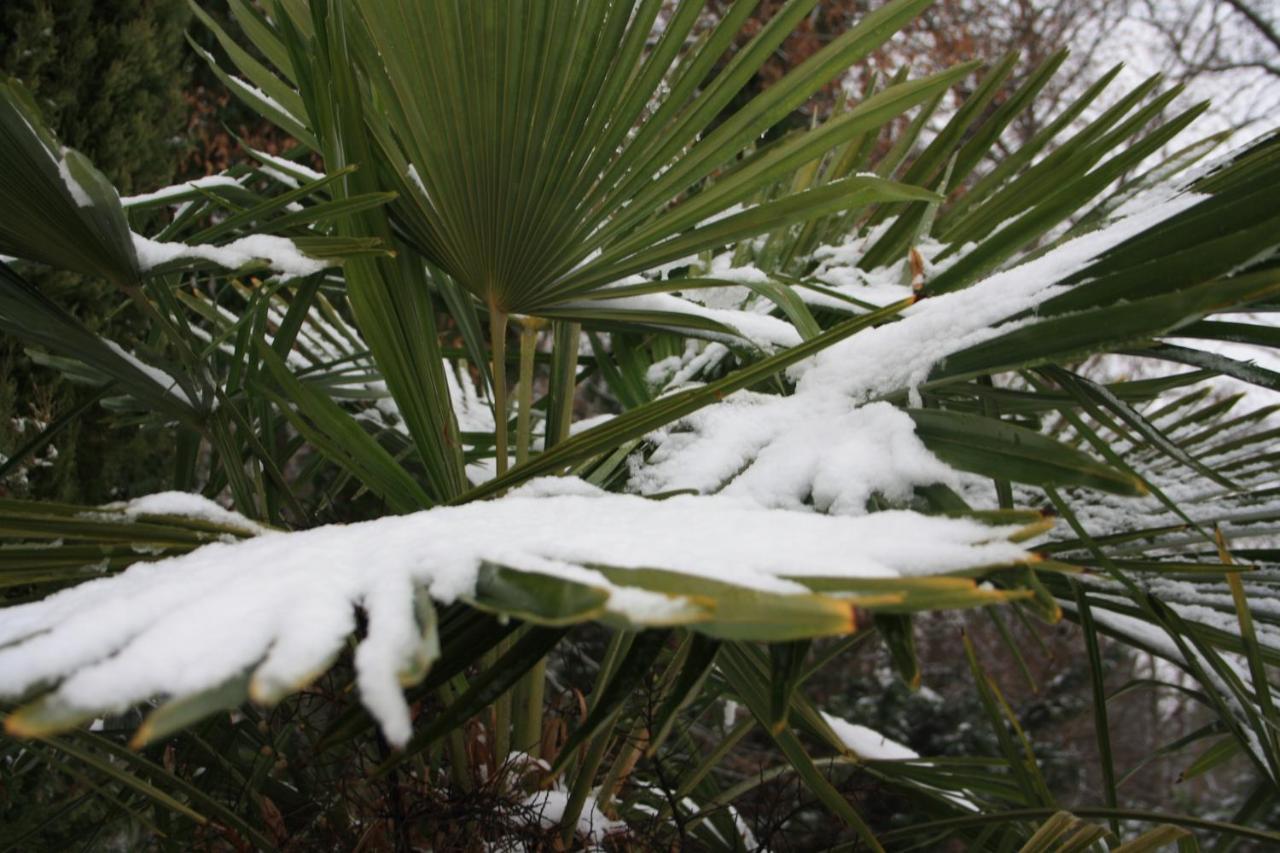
[{"xmin": 272, "ymin": 0, "xmax": 947, "ymax": 314}]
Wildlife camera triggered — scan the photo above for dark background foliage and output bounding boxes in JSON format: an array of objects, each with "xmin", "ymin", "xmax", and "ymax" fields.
[
  {"xmin": 0, "ymin": 0, "xmax": 292, "ymax": 504},
  {"xmin": 0, "ymin": 0, "xmax": 191, "ymax": 503}
]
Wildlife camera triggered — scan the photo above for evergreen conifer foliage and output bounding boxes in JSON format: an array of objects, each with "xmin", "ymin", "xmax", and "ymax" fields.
[
  {"xmin": 0, "ymin": 0, "xmax": 190, "ymax": 193},
  {"xmin": 0, "ymin": 0, "xmax": 191, "ymax": 505}
]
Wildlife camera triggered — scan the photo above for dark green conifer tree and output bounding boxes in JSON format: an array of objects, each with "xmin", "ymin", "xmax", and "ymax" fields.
[{"xmin": 0, "ymin": 0, "xmax": 189, "ymax": 502}]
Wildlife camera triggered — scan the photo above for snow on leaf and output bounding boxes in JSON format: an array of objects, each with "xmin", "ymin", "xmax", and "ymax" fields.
[
  {"xmin": 821, "ymin": 712, "xmax": 919, "ymax": 761},
  {"xmin": 821, "ymin": 711, "xmax": 979, "ymax": 810},
  {"xmin": 113, "ymin": 491, "xmax": 270, "ymax": 536},
  {"xmin": 98, "ymin": 341, "xmax": 193, "ymax": 407},
  {"xmin": 629, "ymin": 191, "xmax": 1206, "ymax": 505},
  {"xmin": 130, "ymin": 232, "xmax": 329, "ymax": 278},
  {"xmin": 561, "ymin": 289, "xmax": 803, "ymax": 350},
  {"xmin": 0, "ymin": 480, "xmax": 1031, "ymax": 746},
  {"xmin": 120, "ymin": 175, "xmax": 244, "ymax": 208},
  {"xmin": 247, "ymin": 146, "xmax": 325, "ymax": 187},
  {"xmin": 633, "ymin": 399, "xmax": 959, "ymax": 515},
  {"xmin": 56, "ymin": 148, "xmax": 93, "ymax": 208}
]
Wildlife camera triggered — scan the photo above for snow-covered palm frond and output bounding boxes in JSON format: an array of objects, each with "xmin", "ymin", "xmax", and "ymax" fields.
[
  {"xmin": 0, "ymin": 480, "xmax": 1040, "ymax": 748},
  {"xmin": 3, "ymin": 0, "xmax": 1280, "ymax": 848}
]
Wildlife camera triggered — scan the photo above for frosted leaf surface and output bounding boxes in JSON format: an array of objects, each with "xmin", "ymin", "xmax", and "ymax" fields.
[
  {"xmin": 561, "ymin": 289, "xmax": 803, "ymax": 350},
  {"xmin": 111, "ymin": 491, "xmax": 270, "ymax": 535},
  {"xmin": 248, "ymin": 146, "xmax": 324, "ymax": 185},
  {"xmin": 56, "ymin": 149, "xmax": 93, "ymax": 207},
  {"xmin": 821, "ymin": 711, "xmax": 978, "ymax": 809},
  {"xmin": 120, "ymin": 176, "xmax": 244, "ymax": 207},
  {"xmin": 630, "ymin": 192, "xmax": 1205, "ymax": 504},
  {"xmin": 821, "ymin": 713, "xmax": 919, "ymax": 761},
  {"xmin": 131, "ymin": 232, "xmax": 329, "ymax": 278},
  {"xmin": 227, "ymin": 77, "xmax": 298, "ymax": 122},
  {"xmin": 99, "ymin": 341, "xmax": 193, "ymax": 407},
  {"xmin": 633, "ymin": 399, "xmax": 958, "ymax": 515},
  {"xmin": 0, "ymin": 481, "xmax": 1028, "ymax": 746}
]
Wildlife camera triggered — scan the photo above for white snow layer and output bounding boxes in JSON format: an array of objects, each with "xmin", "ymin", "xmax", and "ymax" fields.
[
  {"xmin": 634, "ymin": 400, "xmax": 959, "ymax": 514},
  {"xmin": 112, "ymin": 491, "xmax": 270, "ymax": 536},
  {"xmin": 57, "ymin": 149, "xmax": 93, "ymax": 207},
  {"xmin": 249, "ymin": 146, "xmax": 325, "ymax": 185},
  {"xmin": 0, "ymin": 481, "xmax": 1028, "ymax": 747},
  {"xmin": 821, "ymin": 713, "xmax": 919, "ymax": 761},
  {"xmin": 820, "ymin": 711, "xmax": 980, "ymax": 810},
  {"xmin": 228, "ymin": 76, "xmax": 298, "ymax": 123},
  {"xmin": 100, "ymin": 341, "xmax": 193, "ymax": 407},
  {"xmin": 131, "ymin": 233, "xmax": 329, "ymax": 278},
  {"xmin": 563, "ymin": 289, "xmax": 803, "ymax": 350},
  {"xmin": 629, "ymin": 191, "xmax": 1205, "ymax": 504},
  {"xmin": 120, "ymin": 176, "xmax": 243, "ymax": 207}
]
